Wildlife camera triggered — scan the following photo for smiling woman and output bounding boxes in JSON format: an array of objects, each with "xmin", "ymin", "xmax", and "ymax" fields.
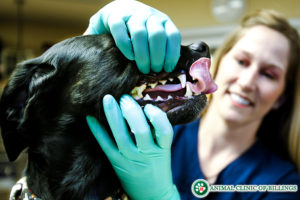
[{"xmin": 209, "ymin": 10, "xmax": 300, "ymax": 163}]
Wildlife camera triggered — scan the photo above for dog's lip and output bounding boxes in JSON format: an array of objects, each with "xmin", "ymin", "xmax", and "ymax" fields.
[{"xmin": 165, "ymin": 94, "xmax": 207, "ymax": 114}]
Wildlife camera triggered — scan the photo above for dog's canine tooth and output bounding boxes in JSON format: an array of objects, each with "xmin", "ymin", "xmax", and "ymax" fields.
[
  {"xmin": 156, "ymin": 96, "xmax": 164, "ymax": 101},
  {"xmin": 178, "ymin": 74, "xmax": 186, "ymax": 88},
  {"xmin": 167, "ymin": 95, "xmax": 173, "ymax": 100},
  {"xmin": 159, "ymin": 80, "xmax": 167, "ymax": 85},
  {"xmin": 149, "ymin": 82, "xmax": 158, "ymax": 88},
  {"xmin": 184, "ymin": 84, "xmax": 192, "ymax": 97},
  {"xmin": 143, "ymin": 94, "xmax": 152, "ymax": 100},
  {"xmin": 168, "ymin": 78, "xmax": 174, "ymax": 82},
  {"xmin": 130, "ymin": 84, "xmax": 147, "ymax": 99}
]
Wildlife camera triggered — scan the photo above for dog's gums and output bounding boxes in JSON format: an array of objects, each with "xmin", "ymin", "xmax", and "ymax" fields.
[{"xmin": 130, "ymin": 57, "xmax": 217, "ymax": 113}]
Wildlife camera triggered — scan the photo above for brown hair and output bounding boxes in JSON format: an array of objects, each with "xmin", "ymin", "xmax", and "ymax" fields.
[{"xmin": 210, "ymin": 9, "xmax": 300, "ymax": 171}]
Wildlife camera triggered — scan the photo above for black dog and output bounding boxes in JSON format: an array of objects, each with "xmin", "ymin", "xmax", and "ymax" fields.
[{"xmin": 0, "ymin": 34, "xmax": 215, "ymax": 199}]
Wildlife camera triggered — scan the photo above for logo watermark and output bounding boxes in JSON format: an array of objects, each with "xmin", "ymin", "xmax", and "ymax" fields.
[
  {"xmin": 191, "ymin": 179, "xmax": 298, "ymax": 198},
  {"xmin": 191, "ymin": 179, "xmax": 210, "ymax": 198}
]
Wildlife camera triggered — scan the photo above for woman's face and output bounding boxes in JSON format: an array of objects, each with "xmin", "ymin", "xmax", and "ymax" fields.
[{"xmin": 213, "ymin": 25, "xmax": 290, "ymax": 125}]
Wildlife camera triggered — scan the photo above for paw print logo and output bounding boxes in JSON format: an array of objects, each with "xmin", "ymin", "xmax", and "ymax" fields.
[
  {"xmin": 191, "ymin": 179, "xmax": 210, "ymax": 198},
  {"xmin": 195, "ymin": 182, "xmax": 205, "ymax": 193}
]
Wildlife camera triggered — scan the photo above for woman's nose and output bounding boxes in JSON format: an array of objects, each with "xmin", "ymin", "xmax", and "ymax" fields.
[{"xmin": 237, "ymin": 67, "xmax": 257, "ymax": 92}]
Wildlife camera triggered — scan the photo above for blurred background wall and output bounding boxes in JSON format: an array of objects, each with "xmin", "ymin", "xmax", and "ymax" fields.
[
  {"xmin": 1, "ymin": 0, "xmax": 300, "ymax": 57},
  {"xmin": 0, "ymin": 0, "xmax": 300, "ymax": 198}
]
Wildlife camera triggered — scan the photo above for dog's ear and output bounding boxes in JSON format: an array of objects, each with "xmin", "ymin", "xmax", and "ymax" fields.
[{"xmin": 0, "ymin": 57, "xmax": 56, "ymax": 161}]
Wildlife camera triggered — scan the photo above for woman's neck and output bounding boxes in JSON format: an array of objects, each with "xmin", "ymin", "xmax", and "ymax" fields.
[
  {"xmin": 199, "ymin": 104, "xmax": 260, "ymax": 154},
  {"xmin": 198, "ymin": 105, "xmax": 260, "ymax": 183}
]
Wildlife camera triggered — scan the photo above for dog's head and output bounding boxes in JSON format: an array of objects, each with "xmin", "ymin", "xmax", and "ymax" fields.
[{"xmin": 0, "ymin": 35, "xmax": 216, "ymax": 162}]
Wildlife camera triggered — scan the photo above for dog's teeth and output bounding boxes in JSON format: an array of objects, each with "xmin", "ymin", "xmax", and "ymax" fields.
[
  {"xmin": 137, "ymin": 85, "xmax": 146, "ymax": 95},
  {"xmin": 130, "ymin": 84, "xmax": 147, "ymax": 99},
  {"xmin": 178, "ymin": 74, "xmax": 186, "ymax": 88},
  {"xmin": 149, "ymin": 82, "xmax": 158, "ymax": 88},
  {"xmin": 156, "ymin": 96, "xmax": 164, "ymax": 101},
  {"xmin": 167, "ymin": 95, "xmax": 173, "ymax": 100},
  {"xmin": 143, "ymin": 94, "xmax": 152, "ymax": 100},
  {"xmin": 168, "ymin": 78, "xmax": 174, "ymax": 82},
  {"xmin": 184, "ymin": 84, "xmax": 193, "ymax": 97},
  {"xmin": 159, "ymin": 80, "xmax": 167, "ymax": 85},
  {"xmin": 132, "ymin": 94, "xmax": 142, "ymax": 100}
]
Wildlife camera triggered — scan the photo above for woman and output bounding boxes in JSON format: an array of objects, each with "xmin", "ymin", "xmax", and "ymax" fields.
[
  {"xmin": 170, "ymin": 10, "xmax": 300, "ymax": 199},
  {"xmin": 86, "ymin": 1, "xmax": 300, "ymax": 199}
]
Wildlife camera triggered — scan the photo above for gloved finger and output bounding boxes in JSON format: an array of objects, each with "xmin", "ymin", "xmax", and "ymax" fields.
[
  {"xmin": 88, "ymin": 11, "xmax": 109, "ymax": 35},
  {"xmin": 144, "ymin": 104, "xmax": 173, "ymax": 149},
  {"xmin": 119, "ymin": 95, "xmax": 156, "ymax": 152},
  {"xmin": 86, "ymin": 116, "xmax": 121, "ymax": 161},
  {"xmin": 108, "ymin": 14, "xmax": 135, "ymax": 60},
  {"xmin": 103, "ymin": 95, "xmax": 137, "ymax": 158},
  {"xmin": 83, "ymin": 27, "xmax": 92, "ymax": 35},
  {"xmin": 147, "ymin": 15, "xmax": 167, "ymax": 73},
  {"xmin": 163, "ymin": 20, "xmax": 181, "ymax": 72},
  {"xmin": 127, "ymin": 15, "xmax": 150, "ymax": 74}
]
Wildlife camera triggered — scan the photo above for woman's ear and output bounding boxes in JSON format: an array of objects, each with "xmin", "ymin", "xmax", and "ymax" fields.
[{"xmin": 272, "ymin": 95, "xmax": 286, "ymax": 110}]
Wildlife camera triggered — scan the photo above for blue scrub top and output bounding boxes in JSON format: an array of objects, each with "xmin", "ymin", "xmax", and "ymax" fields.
[{"xmin": 171, "ymin": 119, "xmax": 300, "ymax": 199}]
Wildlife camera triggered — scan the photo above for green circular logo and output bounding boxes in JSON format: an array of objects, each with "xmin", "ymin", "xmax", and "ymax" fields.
[{"xmin": 191, "ymin": 179, "xmax": 210, "ymax": 198}]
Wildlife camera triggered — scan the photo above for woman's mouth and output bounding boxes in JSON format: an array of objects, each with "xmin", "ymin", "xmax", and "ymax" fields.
[{"xmin": 229, "ymin": 92, "xmax": 254, "ymax": 107}]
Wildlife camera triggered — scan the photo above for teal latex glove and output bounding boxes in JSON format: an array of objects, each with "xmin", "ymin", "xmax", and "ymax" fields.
[
  {"xmin": 86, "ymin": 94, "xmax": 180, "ymax": 200},
  {"xmin": 84, "ymin": 0, "xmax": 181, "ymax": 74}
]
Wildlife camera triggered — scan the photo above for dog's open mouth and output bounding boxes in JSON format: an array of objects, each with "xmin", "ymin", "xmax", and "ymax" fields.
[{"xmin": 130, "ymin": 57, "xmax": 217, "ymax": 113}]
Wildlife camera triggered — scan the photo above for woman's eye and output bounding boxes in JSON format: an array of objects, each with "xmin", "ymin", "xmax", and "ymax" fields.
[
  {"xmin": 236, "ymin": 58, "xmax": 248, "ymax": 66},
  {"xmin": 238, "ymin": 59, "xmax": 245, "ymax": 65},
  {"xmin": 261, "ymin": 71, "xmax": 275, "ymax": 80}
]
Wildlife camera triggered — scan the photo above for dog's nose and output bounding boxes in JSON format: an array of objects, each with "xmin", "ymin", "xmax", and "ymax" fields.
[{"xmin": 189, "ymin": 42, "xmax": 210, "ymax": 58}]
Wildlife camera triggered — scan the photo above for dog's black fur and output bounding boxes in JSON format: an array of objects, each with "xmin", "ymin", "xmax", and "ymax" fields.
[{"xmin": 0, "ymin": 34, "xmax": 209, "ymax": 199}]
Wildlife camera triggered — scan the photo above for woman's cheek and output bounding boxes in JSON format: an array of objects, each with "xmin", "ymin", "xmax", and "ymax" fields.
[
  {"xmin": 257, "ymin": 79, "xmax": 284, "ymax": 107},
  {"xmin": 217, "ymin": 59, "xmax": 239, "ymax": 85}
]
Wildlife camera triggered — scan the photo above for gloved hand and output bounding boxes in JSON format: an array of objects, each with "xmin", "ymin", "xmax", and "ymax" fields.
[
  {"xmin": 86, "ymin": 94, "xmax": 180, "ymax": 200},
  {"xmin": 84, "ymin": 0, "xmax": 181, "ymax": 74}
]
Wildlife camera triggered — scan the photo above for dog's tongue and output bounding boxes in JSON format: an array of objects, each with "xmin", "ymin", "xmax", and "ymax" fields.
[{"xmin": 189, "ymin": 58, "xmax": 217, "ymax": 94}]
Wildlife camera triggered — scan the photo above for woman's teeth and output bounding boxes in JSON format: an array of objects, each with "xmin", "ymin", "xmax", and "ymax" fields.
[{"xmin": 230, "ymin": 93, "xmax": 251, "ymax": 106}]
